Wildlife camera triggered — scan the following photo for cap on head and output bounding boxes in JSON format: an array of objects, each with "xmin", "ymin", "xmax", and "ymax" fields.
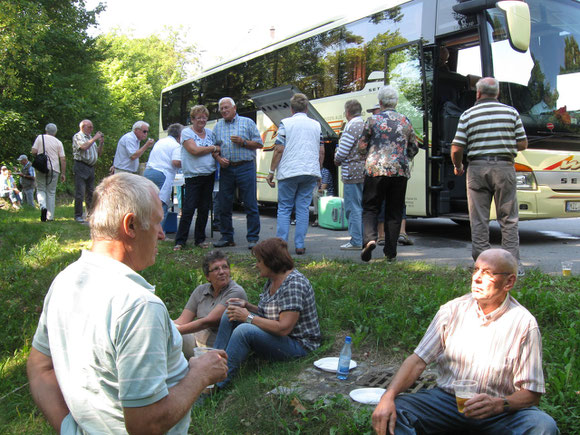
[
  {"xmin": 18, "ymin": 155, "xmax": 27, "ymax": 161},
  {"xmin": 366, "ymin": 103, "xmax": 380, "ymax": 113}
]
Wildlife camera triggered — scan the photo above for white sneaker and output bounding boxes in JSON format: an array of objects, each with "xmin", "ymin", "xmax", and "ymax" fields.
[{"xmin": 340, "ymin": 242, "xmax": 362, "ymax": 250}]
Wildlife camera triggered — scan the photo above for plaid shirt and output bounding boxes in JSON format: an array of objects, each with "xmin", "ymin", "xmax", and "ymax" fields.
[
  {"xmin": 258, "ymin": 269, "xmax": 321, "ymax": 351},
  {"xmin": 213, "ymin": 114, "xmax": 262, "ymax": 162}
]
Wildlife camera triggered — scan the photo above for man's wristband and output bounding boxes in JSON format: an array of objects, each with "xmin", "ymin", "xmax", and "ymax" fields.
[
  {"xmin": 268, "ymin": 169, "xmax": 275, "ymax": 174},
  {"xmin": 242, "ymin": 140, "xmax": 247, "ymax": 148}
]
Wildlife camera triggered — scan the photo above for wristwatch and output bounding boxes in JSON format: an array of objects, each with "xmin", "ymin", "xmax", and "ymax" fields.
[
  {"xmin": 242, "ymin": 140, "xmax": 247, "ymax": 148},
  {"xmin": 246, "ymin": 313, "xmax": 255, "ymax": 324},
  {"xmin": 502, "ymin": 397, "xmax": 511, "ymax": 413}
]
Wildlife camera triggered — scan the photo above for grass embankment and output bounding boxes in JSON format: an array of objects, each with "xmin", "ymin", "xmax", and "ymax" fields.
[{"xmin": 1, "ymin": 206, "xmax": 578, "ymax": 434}]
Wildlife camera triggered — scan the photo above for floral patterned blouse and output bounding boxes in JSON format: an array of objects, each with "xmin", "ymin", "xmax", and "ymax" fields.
[{"xmin": 359, "ymin": 109, "xmax": 419, "ymax": 178}]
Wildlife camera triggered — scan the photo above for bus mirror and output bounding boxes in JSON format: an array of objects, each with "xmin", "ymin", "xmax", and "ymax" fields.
[{"xmin": 497, "ymin": 1, "xmax": 531, "ymax": 53}]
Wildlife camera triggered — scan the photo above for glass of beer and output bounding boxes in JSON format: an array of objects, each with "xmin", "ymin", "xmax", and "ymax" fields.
[
  {"xmin": 193, "ymin": 347, "xmax": 217, "ymax": 389},
  {"xmin": 451, "ymin": 379, "xmax": 478, "ymax": 413},
  {"xmin": 561, "ymin": 261, "xmax": 572, "ymax": 276}
]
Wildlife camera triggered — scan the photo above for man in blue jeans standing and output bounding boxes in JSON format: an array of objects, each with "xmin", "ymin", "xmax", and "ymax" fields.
[
  {"xmin": 371, "ymin": 249, "xmax": 559, "ymax": 435},
  {"xmin": 213, "ymin": 97, "xmax": 263, "ymax": 249},
  {"xmin": 266, "ymin": 93, "xmax": 324, "ymax": 255}
]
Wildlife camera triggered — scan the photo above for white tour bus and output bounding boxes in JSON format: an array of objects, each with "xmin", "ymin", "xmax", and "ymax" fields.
[{"xmin": 160, "ymin": 0, "xmax": 580, "ymax": 222}]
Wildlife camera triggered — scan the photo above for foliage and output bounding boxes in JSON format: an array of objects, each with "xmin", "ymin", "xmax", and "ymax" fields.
[
  {"xmin": 0, "ymin": 205, "xmax": 578, "ymax": 433},
  {"xmin": 0, "ymin": 1, "xmax": 198, "ymax": 185}
]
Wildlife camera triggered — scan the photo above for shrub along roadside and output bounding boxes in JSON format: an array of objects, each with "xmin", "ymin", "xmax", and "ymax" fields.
[{"xmin": 0, "ymin": 206, "xmax": 578, "ymax": 434}]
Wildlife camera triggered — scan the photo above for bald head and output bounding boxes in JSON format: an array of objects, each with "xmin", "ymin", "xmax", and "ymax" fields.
[{"xmin": 477, "ymin": 249, "xmax": 518, "ymax": 276}]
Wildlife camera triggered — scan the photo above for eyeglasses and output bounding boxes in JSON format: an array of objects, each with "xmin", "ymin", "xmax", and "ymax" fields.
[
  {"xmin": 142, "ymin": 129, "xmax": 149, "ymax": 134},
  {"xmin": 472, "ymin": 267, "xmax": 513, "ymax": 280},
  {"xmin": 209, "ymin": 264, "xmax": 230, "ymax": 273},
  {"xmin": 194, "ymin": 117, "xmax": 208, "ymax": 121}
]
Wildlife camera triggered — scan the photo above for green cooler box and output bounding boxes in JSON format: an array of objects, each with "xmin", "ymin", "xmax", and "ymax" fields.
[{"xmin": 318, "ymin": 196, "xmax": 348, "ymax": 230}]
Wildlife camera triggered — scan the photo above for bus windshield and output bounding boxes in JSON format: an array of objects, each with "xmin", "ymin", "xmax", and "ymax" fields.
[{"xmin": 488, "ymin": 0, "xmax": 580, "ymax": 146}]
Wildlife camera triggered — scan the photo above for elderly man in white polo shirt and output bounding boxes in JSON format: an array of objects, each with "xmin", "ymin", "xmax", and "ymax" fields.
[{"xmin": 27, "ymin": 173, "xmax": 227, "ymax": 434}]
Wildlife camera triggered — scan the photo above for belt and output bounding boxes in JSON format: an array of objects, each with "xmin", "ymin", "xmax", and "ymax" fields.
[
  {"xmin": 74, "ymin": 160, "xmax": 94, "ymax": 167},
  {"xmin": 468, "ymin": 155, "xmax": 514, "ymax": 163},
  {"xmin": 229, "ymin": 160, "xmax": 252, "ymax": 167}
]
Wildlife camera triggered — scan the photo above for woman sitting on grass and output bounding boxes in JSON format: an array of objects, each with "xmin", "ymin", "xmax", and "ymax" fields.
[{"xmin": 214, "ymin": 237, "xmax": 321, "ymax": 387}]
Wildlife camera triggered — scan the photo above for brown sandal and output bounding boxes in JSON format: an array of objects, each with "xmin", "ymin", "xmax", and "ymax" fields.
[
  {"xmin": 195, "ymin": 242, "xmax": 210, "ymax": 249},
  {"xmin": 173, "ymin": 244, "xmax": 183, "ymax": 251}
]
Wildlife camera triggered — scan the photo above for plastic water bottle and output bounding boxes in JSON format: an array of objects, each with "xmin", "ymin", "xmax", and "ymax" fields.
[{"xmin": 337, "ymin": 336, "xmax": 352, "ymax": 380}]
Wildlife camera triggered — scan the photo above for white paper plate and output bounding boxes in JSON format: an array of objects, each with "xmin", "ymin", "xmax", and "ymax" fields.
[
  {"xmin": 313, "ymin": 357, "xmax": 357, "ymax": 373},
  {"xmin": 349, "ymin": 387, "xmax": 386, "ymax": 405}
]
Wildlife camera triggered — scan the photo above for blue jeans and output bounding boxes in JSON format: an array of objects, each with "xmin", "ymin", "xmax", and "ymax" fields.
[
  {"xmin": 343, "ymin": 182, "xmax": 363, "ymax": 246},
  {"xmin": 175, "ymin": 174, "xmax": 214, "ymax": 246},
  {"xmin": 213, "ymin": 312, "xmax": 307, "ymax": 387},
  {"xmin": 218, "ymin": 161, "xmax": 260, "ymax": 243},
  {"xmin": 143, "ymin": 168, "xmax": 166, "ymax": 190},
  {"xmin": 394, "ymin": 387, "xmax": 559, "ymax": 435},
  {"xmin": 276, "ymin": 175, "xmax": 318, "ymax": 250}
]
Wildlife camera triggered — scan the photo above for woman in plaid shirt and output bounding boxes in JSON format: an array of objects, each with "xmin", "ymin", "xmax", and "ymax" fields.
[{"xmin": 213, "ymin": 238, "xmax": 321, "ymax": 387}]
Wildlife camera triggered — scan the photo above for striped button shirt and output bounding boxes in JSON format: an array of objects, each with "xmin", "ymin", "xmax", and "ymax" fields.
[
  {"xmin": 453, "ymin": 98, "xmax": 527, "ymax": 158},
  {"xmin": 72, "ymin": 131, "xmax": 99, "ymax": 166},
  {"xmin": 212, "ymin": 114, "xmax": 262, "ymax": 163},
  {"xmin": 414, "ymin": 293, "xmax": 545, "ymax": 397}
]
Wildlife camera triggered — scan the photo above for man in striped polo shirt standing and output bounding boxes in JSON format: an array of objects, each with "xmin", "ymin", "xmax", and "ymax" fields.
[
  {"xmin": 451, "ymin": 77, "xmax": 528, "ymax": 274},
  {"xmin": 371, "ymin": 249, "xmax": 559, "ymax": 434}
]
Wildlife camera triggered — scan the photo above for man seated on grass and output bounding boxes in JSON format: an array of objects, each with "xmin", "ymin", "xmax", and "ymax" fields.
[
  {"xmin": 27, "ymin": 173, "xmax": 228, "ymax": 434},
  {"xmin": 371, "ymin": 249, "xmax": 559, "ymax": 435}
]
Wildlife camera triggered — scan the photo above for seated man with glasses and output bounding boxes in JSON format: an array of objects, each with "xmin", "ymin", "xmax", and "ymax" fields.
[
  {"xmin": 174, "ymin": 250, "xmax": 247, "ymax": 359},
  {"xmin": 113, "ymin": 120, "xmax": 155, "ymax": 174},
  {"xmin": 371, "ymin": 248, "xmax": 559, "ymax": 435}
]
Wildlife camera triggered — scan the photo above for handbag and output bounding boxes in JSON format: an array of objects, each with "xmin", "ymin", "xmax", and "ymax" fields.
[{"xmin": 32, "ymin": 135, "xmax": 50, "ymax": 174}]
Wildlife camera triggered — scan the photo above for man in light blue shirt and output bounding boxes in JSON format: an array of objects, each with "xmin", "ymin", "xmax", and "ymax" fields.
[
  {"xmin": 113, "ymin": 121, "xmax": 155, "ymax": 174},
  {"xmin": 27, "ymin": 173, "xmax": 228, "ymax": 434},
  {"xmin": 212, "ymin": 97, "xmax": 263, "ymax": 249}
]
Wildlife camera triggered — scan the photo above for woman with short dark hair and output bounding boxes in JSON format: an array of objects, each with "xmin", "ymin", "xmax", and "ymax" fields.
[{"xmin": 213, "ymin": 238, "xmax": 321, "ymax": 387}]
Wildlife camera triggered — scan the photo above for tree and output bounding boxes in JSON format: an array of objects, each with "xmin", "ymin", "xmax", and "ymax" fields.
[{"xmin": 0, "ymin": 0, "xmax": 105, "ymax": 165}]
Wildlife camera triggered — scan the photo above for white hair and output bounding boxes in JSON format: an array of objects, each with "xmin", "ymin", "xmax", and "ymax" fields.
[
  {"xmin": 45, "ymin": 123, "xmax": 58, "ymax": 135},
  {"xmin": 218, "ymin": 97, "xmax": 236, "ymax": 107},
  {"xmin": 79, "ymin": 119, "xmax": 92, "ymax": 129},
  {"xmin": 132, "ymin": 120, "xmax": 149, "ymax": 131},
  {"xmin": 89, "ymin": 173, "xmax": 159, "ymax": 240},
  {"xmin": 378, "ymin": 85, "xmax": 399, "ymax": 109}
]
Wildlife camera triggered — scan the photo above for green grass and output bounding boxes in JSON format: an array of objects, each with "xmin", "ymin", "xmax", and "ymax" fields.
[{"xmin": 1, "ymin": 205, "xmax": 578, "ymax": 434}]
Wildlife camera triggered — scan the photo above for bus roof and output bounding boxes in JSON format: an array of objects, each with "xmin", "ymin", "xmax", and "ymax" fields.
[{"xmin": 162, "ymin": 0, "xmax": 408, "ymax": 93}]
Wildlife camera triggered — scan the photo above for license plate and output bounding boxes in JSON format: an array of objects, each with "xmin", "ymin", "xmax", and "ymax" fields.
[{"xmin": 566, "ymin": 201, "xmax": 580, "ymax": 212}]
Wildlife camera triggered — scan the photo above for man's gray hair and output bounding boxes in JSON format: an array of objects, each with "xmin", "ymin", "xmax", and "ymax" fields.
[
  {"xmin": 89, "ymin": 173, "xmax": 159, "ymax": 240},
  {"xmin": 476, "ymin": 77, "xmax": 500, "ymax": 98},
  {"xmin": 132, "ymin": 120, "xmax": 149, "ymax": 132},
  {"xmin": 45, "ymin": 123, "xmax": 58, "ymax": 135},
  {"xmin": 378, "ymin": 86, "xmax": 398, "ymax": 109},
  {"xmin": 344, "ymin": 99, "xmax": 362, "ymax": 117},
  {"xmin": 79, "ymin": 119, "xmax": 92, "ymax": 130},
  {"xmin": 167, "ymin": 123, "xmax": 184, "ymax": 140},
  {"xmin": 218, "ymin": 97, "xmax": 235, "ymax": 107}
]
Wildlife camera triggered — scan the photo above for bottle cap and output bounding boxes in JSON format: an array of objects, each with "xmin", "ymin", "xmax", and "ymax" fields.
[{"xmin": 345, "ymin": 336, "xmax": 352, "ymax": 343}]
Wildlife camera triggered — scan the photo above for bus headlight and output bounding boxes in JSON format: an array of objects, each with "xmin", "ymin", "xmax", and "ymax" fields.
[{"xmin": 516, "ymin": 172, "xmax": 537, "ymax": 190}]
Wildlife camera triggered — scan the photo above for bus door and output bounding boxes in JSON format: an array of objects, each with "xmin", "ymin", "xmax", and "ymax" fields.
[
  {"xmin": 250, "ymin": 85, "xmax": 339, "ymax": 203},
  {"xmin": 384, "ymin": 40, "xmax": 432, "ymax": 217}
]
